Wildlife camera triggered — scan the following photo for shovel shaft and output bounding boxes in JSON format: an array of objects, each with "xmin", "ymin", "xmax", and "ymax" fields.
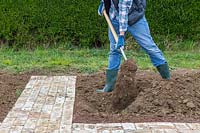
[
  {"xmin": 103, "ymin": 10, "xmax": 127, "ymax": 61},
  {"xmin": 120, "ymin": 47, "xmax": 127, "ymax": 60}
]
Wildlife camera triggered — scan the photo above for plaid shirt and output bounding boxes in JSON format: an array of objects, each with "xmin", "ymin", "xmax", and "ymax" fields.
[{"xmin": 108, "ymin": 0, "xmax": 133, "ymax": 32}]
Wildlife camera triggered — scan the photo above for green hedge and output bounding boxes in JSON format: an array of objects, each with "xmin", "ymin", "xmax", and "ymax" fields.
[
  {"xmin": 146, "ymin": 0, "xmax": 200, "ymax": 40},
  {"xmin": 0, "ymin": 0, "xmax": 199, "ymax": 48}
]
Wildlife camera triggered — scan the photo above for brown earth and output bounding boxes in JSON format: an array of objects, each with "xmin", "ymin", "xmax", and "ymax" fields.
[
  {"xmin": 112, "ymin": 59, "xmax": 138, "ymax": 111},
  {"xmin": 1, "ymin": 68, "xmax": 200, "ymax": 124},
  {"xmin": 73, "ymin": 69, "xmax": 200, "ymax": 123}
]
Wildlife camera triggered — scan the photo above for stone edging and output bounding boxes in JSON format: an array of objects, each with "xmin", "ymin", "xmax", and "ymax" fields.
[{"xmin": 72, "ymin": 122, "xmax": 200, "ymax": 132}]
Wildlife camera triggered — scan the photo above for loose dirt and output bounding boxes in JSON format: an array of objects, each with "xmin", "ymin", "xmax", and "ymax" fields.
[
  {"xmin": 73, "ymin": 69, "xmax": 200, "ymax": 123},
  {"xmin": 112, "ymin": 59, "xmax": 138, "ymax": 111}
]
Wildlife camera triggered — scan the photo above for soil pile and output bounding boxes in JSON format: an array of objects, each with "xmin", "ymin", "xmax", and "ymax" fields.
[
  {"xmin": 73, "ymin": 69, "xmax": 200, "ymax": 123},
  {"xmin": 112, "ymin": 59, "xmax": 138, "ymax": 111}
]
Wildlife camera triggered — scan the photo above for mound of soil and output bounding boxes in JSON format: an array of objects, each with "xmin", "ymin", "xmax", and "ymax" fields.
[
  {"xmin": 73, "ymin": 69, "xmax": 200, "ymax": 123},
  {"xmin": 112, "ymin": 59, "xmax": 138, "ymax": 111}
]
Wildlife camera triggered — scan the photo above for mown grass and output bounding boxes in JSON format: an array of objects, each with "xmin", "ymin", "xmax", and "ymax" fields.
[{"xmin": 0, "ymin": 47, "xmax": 200, "ymax": 74}]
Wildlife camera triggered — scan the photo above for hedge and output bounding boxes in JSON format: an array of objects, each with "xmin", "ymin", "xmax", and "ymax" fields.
[
  {"xmin": 0, "ymin": 0, "xmax": 199, "ymax": 49},
  {"xmin": 146, "ymin": 0, "xmax": 200, "ymax": 40}
]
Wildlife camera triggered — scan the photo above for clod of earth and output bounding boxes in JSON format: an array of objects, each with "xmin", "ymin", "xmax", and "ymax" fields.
[{"xmin": 112, "ymin": 59, "xmax": 138, "ymax": 111}]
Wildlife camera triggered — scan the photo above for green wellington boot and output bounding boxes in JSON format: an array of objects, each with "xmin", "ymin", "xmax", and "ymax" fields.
[
  {"xmin": 96, "ymin": 69, "xmax": 118, "ymax": 92},
  {"xmin": 156, "ymin": 63, "xmax": 171, "ymax": 80}
]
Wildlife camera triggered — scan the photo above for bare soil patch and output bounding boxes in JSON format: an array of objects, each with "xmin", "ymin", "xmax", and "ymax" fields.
[{"xmin": 73, "ymin": 69, "xmax": 200, "ymax": 123}]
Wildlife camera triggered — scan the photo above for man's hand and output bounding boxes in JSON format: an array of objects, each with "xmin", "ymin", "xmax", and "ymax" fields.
[
  {"xmin": 115, "ymin": 35, "xmax": 125, "ymax": 49},
  {"xmin": 98, "ymin": 1, "xmax": 104, "ymax": 16}
]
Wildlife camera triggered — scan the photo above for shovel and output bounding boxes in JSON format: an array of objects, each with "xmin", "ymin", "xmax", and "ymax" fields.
[
  {"xmin": 103, "ymin": 10, "xmax": 139, "ymax": 111},
  {"xmin": 103, "ymin": 10, "xmax": 127, "ymax": 61}
]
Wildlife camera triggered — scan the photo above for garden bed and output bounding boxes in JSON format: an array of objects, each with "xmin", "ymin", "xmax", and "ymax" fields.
[
  {"xmin": 1, "ymin": 69, "xmax": 200, "ymax": 124},
  {"xmin": 73, "ymin": 69, "xmax": 200, "ymax": 123}
]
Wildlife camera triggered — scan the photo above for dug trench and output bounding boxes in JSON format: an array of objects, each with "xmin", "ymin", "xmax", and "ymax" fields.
[{"xmin": 73, "ymin": 66, "xmax": 200, "ymax": 123}]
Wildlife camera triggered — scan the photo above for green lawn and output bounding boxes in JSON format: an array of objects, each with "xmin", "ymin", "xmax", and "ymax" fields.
[{"xmin": 0, "ymin": 48, "xmax": 200, "ymax": 73}]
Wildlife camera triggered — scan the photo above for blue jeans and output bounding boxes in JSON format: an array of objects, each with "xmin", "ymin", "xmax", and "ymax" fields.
[{"xmin": 108, "ymin": 16, "xmax": 167, "ymax": 70}]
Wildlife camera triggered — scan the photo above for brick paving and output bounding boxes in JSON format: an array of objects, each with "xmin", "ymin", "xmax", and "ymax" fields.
[
  {"xmin": 0, "ymin": 76, "xmax": 76, "ymax": 133},
  {"xmin": 0, "ymin": 76, "xmax": 200, "ymax": 133},
  {"xmin": 72, "ymin": 123, "xmax": 200, "ymax": 133}
]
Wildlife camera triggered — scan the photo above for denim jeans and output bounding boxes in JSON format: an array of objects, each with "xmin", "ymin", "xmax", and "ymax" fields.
[{"xmin": 107, "ymin": 16, "xmax": 167, "ymax": 70}]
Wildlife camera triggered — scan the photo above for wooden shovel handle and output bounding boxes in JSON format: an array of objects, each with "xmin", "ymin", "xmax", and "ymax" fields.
[
  {"xmin": 103, "ymin": 10, "xmax": 118, "ymax": 42},
  {"xmin": 103, "ymin": 10, "xmax": 127, "ymax": 61}
]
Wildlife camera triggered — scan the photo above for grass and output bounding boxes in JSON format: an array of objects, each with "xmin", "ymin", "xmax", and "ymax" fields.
[
  {"xmin": 0, "ymin": 47, "xmax": 200, "ymax": 74},
  {"xmin": 15, "ymin": 89, "xmax": 23, "ymax": 97}
]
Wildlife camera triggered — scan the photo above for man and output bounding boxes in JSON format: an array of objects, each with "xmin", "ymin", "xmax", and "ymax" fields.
[{"xmin": 97, "ymin": 0, "xmax": 170, "ymax": 92}]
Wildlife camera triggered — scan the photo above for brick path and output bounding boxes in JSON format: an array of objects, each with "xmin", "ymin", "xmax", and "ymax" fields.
[
  {"xmin": 0, "ymin": 76, "xmax": 200, "ymax": 133},
  {"xmin": 72, "ymin": 123, "xmax": 200, "ymax": 133},
  {"xmin": 0, "ymin": 76, "xmax": 76, "ymax": 133}
]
